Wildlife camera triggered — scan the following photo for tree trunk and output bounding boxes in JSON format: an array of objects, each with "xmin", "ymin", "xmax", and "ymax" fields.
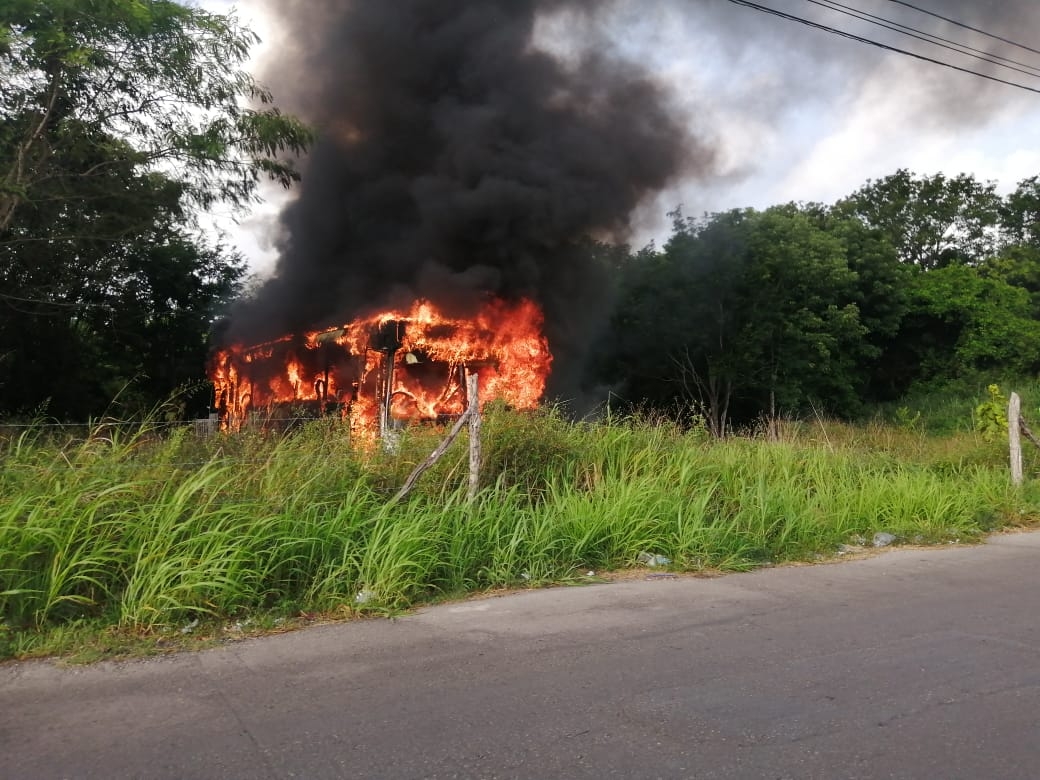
[{"xmin": 0, "ymin": 68, "xmax": 64, "ymax": 234}]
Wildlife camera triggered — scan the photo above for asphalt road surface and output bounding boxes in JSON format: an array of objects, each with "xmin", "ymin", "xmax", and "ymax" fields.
[{"xmin": 3, "ymin": 532, "xmax": 1040, "ymax": 780}]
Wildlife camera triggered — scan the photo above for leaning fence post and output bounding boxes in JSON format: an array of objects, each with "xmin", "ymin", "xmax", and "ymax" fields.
[
  {"xmin": 1009, "ymin": 391, "xmax": 1023, "ymax": 486},
  {"xmin": 388, "ymin": 368, "xmax": 482, "ymax": 506}
]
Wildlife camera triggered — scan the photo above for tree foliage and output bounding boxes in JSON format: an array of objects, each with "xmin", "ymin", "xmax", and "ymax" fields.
[
  {"xmin": 894, "ymin": 260, "xmax": 1040, "ymax": 385},
  {"xmin": 600, "ymin": 170, "xmax": 1040, "ymax": 432},
  {"xmin": 0, "ymin": 0, "xmax": 311, "ymax": 231},
  {"xmin": 602, "ymin": 204, "xmax": 889, "ymax": 432},
  {"xmin": 0, "ymin": 142, "xmax": 245, "ymax": 417},
  {"xmin": 835, "ymin": 169, "xmax": 1001, "ymax": 269},
  {"xmin": 0, "ymin": 1, "xmax": 309, "ymax": 418}
]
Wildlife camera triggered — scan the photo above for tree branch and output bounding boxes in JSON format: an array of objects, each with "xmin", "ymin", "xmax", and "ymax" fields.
[{"xmin": 0, "ymin": 63, "xmax": 64, "ymax": 232}]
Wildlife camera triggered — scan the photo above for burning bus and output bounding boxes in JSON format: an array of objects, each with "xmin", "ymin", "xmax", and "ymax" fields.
[
  {"xmin": 212, "ymin": 2, "xmax": 687, "ymax": 429},
  {"xmin": 210, "ymin": 298, "xmax": 552, "ymax": 438}
]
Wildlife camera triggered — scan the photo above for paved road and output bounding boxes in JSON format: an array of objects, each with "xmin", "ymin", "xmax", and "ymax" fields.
[{"xmin": 3, "ymin": 533, "xmax": 1040, "ymax": 780}]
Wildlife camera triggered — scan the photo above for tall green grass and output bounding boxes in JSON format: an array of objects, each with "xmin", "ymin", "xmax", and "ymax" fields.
[
  {"xmin": 1, "ymin": 406, "xmax": 1036, "ymax": 657},
  {"xmin": 875, "ymin": 376, "xmax": 1040, "ymax": 436}
]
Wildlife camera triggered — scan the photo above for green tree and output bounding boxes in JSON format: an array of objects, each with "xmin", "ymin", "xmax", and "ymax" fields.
[
  {"xmin": 983, "ymin": 176, "xmax": 1040, "ymax": 316},
  {"xmin": 809, "ymin": 208, "xmax": 910, "ymax": 400},
  {"xmin": 734, "ymin": 205, "xmax": 869, "ymax": 419},
  {"xmin": 895, "ymin": 264, "xmax": 1040, "ymax": 385},
  {"xmin": 0, "ymin": 1, "xmax": 308, "ymax": 417},
  {"xmin": 836, "ymin": 169, "xmax": 1001, "ymax": 269},
  {"xmin": 999, "ymin": 175, "xmax": 1040, "ymax": 247},
  {"xmin": 604, "ymin": 205, "xmax": 881, "ymax": 433},
  {"xmin": 0, "ymin": 144, "xmax": 244, "ymax": 416},
  {"xmin": 1, "ymin": 0, "xmax": 310, "ymax": 232},
  {"xmin": 605, "ymin": 170, "xmax": 1040, "ymax": 421}
]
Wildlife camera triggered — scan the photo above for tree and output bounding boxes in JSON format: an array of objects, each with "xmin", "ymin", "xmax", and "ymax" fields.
[
  {"xmin": 834, "ymin": 170, "xmax": 1040, "ymax": 393},
  {"xmin": 1, "ymin": 0, "xmax": 311, "ymax": 233},
  {"xmin": 807, "ymin": 208, "xmax": 910, "ymax": 401},
  {"xmin": 893, "ymin": 264, "xmax": 1040, "ymax": 385},
  {"xmin": 599, "ymin": 208, "xmax": 755, "ymax": 435},
  {"xmin": 983, "ymin": 177, "xmax": 1040, "ymax": 316},
  {"xmin": 999, "ymin": 175, "xmax": 1040, "ymax": 247},
  {"xmin": 604, "ymin": 171, "xmax": 1040, "ymax": 423},
  {"xmin": 664, "ymin": 209, "xmax": 751, "ymax": 436},
  {"xmin": 0, "ymin": 145, "xmax": 245, "ymax": 417},
  {"xmin": 603, "ymin": 205, "xmax": 879, "ymax": 433},
  {"xmin": 732, "ymin": 205, "xmax": 870, "ymax": 419},
  {"xmin": 836, "ymin": 169, "xmax": 1001, "ymax": 269},
  {"xmin": 0, "ymin": 1, "xmax": 308, "ymax": 417}
]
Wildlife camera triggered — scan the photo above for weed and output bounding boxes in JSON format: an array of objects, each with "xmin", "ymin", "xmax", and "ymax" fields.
[{"xmin": 975, "ymin": 384, "xmax": 1009, "ymax": 441}]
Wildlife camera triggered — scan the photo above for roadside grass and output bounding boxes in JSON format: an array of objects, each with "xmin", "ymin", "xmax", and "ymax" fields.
[
  {"xmin": 2, "ymin": 403, "xmax": 1038, "ymax": 662},
  {"xmin": 874, "ymin": 376, "xmax": 1040, "ymax": 436}
]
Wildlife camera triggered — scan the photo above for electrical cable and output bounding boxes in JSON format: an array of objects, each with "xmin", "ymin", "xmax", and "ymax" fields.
[
  {"xmin": 808, "ymin": 0, "xmax": 1040, "ymax": 79},
  {"xmin": 726, "ymin": 0, "xmax": 1040, "ymax": 95},
  {"xmin": 885, "ymin": 0, "xmax": 1040, "ymax": 58}
]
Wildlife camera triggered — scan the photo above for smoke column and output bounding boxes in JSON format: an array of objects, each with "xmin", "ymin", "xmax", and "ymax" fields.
[
  {"xmin": 227, "ymin": 0, "xmax": 1040, "ymax": 398},
  {"xmin": 228, "ymin": 0, "xmax": 710, "ymax": 398}
]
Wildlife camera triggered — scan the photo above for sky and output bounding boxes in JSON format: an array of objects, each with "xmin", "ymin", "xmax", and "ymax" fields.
[{"xmin": 198, "ymin": 0, "xmax": 1040, "ymax": 274}]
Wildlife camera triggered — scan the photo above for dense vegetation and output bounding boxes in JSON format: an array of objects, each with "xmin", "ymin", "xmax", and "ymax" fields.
[
  {"xmin": 598, "ymin": 171, "xmax": 1040, "ymax": 433},
  {"xmin": 1, "ymin": 1, "xmax": 310, "ymax": 418},
  {"xmin": 4, "ymin": 2, "xmax": 1040, "ymax": 662},
  {"xmin": 2, "ymin": 400, "xmax": 1037, "ymax": 659}
]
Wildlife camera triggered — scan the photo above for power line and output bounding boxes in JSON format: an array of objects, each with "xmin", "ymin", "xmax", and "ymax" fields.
[
  {"xmin": 885, "ymin": 0, "xmax": 1040, "ymax": 59},
  {"xmin": 809, "ymin": 0, "xmax": 1040, "ymax": 80},
  {"xmin": 726, "ymin": 0, "xmax": 1040, "ymax": 95}
]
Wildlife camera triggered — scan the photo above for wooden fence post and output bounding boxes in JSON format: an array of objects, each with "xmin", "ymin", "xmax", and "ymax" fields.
[
  {"xmin": 1010, "ymin": 391, "xmax": 1023, "ymax": 486},
  {"xmin": 467, "ymin": 371, "xmax": 481, "ymax": 502}
]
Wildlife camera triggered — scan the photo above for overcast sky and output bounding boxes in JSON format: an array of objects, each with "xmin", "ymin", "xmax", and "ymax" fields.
[{"xmin": 199, "ymin": 0, "xmax": 1040, "ymax": 273}]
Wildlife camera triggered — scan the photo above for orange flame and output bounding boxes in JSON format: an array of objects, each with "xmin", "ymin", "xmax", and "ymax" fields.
[{"xmin": 210, "ymin": 298, "xmax": 552, "ymax": 435}]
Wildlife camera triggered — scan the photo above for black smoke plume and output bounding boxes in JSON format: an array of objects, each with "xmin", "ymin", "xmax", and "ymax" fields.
[{"xmin": 228, "ymin": 0, "xmax": 710, "ymax": 399}]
